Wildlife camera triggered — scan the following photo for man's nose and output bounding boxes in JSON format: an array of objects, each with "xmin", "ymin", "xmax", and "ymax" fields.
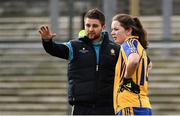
[{"xmin": 89, "ymin": 26, "xmax": 94, "ymax": 31}]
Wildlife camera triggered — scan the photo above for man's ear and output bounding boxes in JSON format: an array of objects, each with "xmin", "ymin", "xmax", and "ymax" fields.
[{"xmin": 102, "ymin": 25, "xmax": 106, "ymax": 31}]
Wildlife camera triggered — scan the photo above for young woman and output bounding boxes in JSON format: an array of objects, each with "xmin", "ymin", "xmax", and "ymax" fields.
[{"xmin": 111, "ymin": 14, "xmax": 152, "ymax": 115}]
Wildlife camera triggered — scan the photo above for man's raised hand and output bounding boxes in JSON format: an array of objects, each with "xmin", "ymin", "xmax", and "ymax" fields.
[{"xmin": 38, "ymin": 25, "xmax": 56, "ymax": 40}]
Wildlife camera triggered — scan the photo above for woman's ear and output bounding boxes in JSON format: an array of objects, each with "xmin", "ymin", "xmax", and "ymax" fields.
[{"xmin": 126, "ymin": 27, "xmax": 133, "ymax": 36}]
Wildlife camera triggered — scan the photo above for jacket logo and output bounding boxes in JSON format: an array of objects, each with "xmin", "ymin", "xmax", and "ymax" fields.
[
  {"xmin": 79, "ymin": 47, "xmax": 89, "ymax": 53},
  {"xmin": 110, "ymin": 49, "xmax": 115, "ymax": 56}
]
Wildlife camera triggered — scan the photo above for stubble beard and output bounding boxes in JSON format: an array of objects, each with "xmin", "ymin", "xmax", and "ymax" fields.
[{"xmin": 88, "ymin": 33, "xmax": 101, "ymax": 41}]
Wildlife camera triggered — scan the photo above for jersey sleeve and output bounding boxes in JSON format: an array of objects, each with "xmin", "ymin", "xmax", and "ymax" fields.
[{"xmin": 122, "ymin": 39, "xmax": 138, "ymax": 58}]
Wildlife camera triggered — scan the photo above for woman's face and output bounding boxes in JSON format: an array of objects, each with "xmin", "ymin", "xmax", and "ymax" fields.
[{"xmin": 111, "ymin": 20, "xmax": 128, "ymax": 44}]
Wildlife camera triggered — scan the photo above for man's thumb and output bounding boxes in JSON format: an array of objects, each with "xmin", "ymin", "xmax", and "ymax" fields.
[{"xmin": 52, "ymin": 33, "xmax": 56, "ymax": 38}]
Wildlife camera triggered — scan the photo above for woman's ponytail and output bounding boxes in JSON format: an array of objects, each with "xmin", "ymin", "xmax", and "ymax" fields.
[{"xmin": 132, "ymin": 17, "xmax": 148, "ymax": 49}]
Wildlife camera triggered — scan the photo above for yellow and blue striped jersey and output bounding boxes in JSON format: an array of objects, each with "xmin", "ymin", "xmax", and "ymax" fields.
[{"xmin": 113, "ymin": 36, "xmax": 151, "ymax": 113}]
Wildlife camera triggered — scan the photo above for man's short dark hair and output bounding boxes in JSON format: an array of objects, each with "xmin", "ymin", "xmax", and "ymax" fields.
[{"xmin": 84, "ymin": 8, "xmax": 105, "ymax": 26}]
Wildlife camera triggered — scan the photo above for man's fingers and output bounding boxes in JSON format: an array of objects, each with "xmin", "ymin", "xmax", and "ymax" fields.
[
  {"xmin": 40, "ymin": 26, "xmax": 46, "ymax": 32},
  {"xmin": 38, "ymin": 30, "xmax": 42, "ymax": 34},
  {"xmin": 46, "ymin": 26, "xmax": 49, "ymax": 32},
  {"xmin": 38, "ymin": 25, "xmax": 56, "ymax": 39}
]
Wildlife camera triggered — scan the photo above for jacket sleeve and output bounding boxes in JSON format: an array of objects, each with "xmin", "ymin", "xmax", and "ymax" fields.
[{"xmin": 42, "ymin": 39, "xmax": 69, "ymax": 60}]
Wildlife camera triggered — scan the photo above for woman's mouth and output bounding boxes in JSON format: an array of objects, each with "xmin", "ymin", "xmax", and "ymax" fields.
[{"xmin": 113, "ymin": 37, "xmax": 117, "ymax": 40}]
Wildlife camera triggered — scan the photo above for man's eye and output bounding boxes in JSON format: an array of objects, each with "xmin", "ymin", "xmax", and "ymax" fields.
[
  {"xmin": 86, "ymin": 24, "xmax": 91, "ymax": 27},
  {"xmin": 92, "ymin": 25, "xmax": 98, "ymax": 28},
  {"xmin": 85, "ymin": 24, "xmax": 99, "ymax": 28}
]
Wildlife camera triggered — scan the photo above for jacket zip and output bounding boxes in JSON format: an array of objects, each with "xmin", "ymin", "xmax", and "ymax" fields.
[{"xmin": 96, "ymin": 65, "xmax": 99, "ymax": 71}]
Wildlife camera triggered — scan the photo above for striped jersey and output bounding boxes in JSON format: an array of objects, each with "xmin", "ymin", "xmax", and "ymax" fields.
[{"xmin": 113, "ymin": 36, "xmax": 151, "ymax": 113}]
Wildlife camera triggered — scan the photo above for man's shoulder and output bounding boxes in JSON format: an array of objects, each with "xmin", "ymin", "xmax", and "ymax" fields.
[
  {"xmin": 70, "ymin": 36, "xmax": 90, "ymax": 44},
  {"xmin": 69, "ymin": 38, "xmax": 81, "ymax": 43},
  {"xmin": 69, "ymin": 37, "xmax": 87, "ymax": 48}
]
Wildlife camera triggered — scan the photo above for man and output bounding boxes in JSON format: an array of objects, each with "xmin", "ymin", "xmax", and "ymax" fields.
[{"xmin": 38, "ymin": 8, "xmax": 120, "ymax": 115}]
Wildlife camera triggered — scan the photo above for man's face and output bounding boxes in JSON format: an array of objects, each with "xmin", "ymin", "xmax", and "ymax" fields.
[{"xmin": 84, "ymin": 18, "xmax": 105, "ymax": 41}]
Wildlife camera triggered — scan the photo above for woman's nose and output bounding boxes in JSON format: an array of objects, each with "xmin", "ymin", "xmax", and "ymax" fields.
[{"xmin": 111, "ymin": 31, "xmax": 114, "ymax": 35}]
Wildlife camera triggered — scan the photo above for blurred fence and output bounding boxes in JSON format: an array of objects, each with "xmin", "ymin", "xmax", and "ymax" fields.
[
  {"xmin": 0, "ymin": 17, "xmax": 81, "ymax": 42},
  {"xmin": 149, "ymin": 43, "xmax": 180, "ymax": 115},
  {"xmin": 1, "ymin": 16, "xmax": 180, "ymax": 42},
  {"xmin": 0, "ymin": 43, "xmax": 68, "ymax": 115}
]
